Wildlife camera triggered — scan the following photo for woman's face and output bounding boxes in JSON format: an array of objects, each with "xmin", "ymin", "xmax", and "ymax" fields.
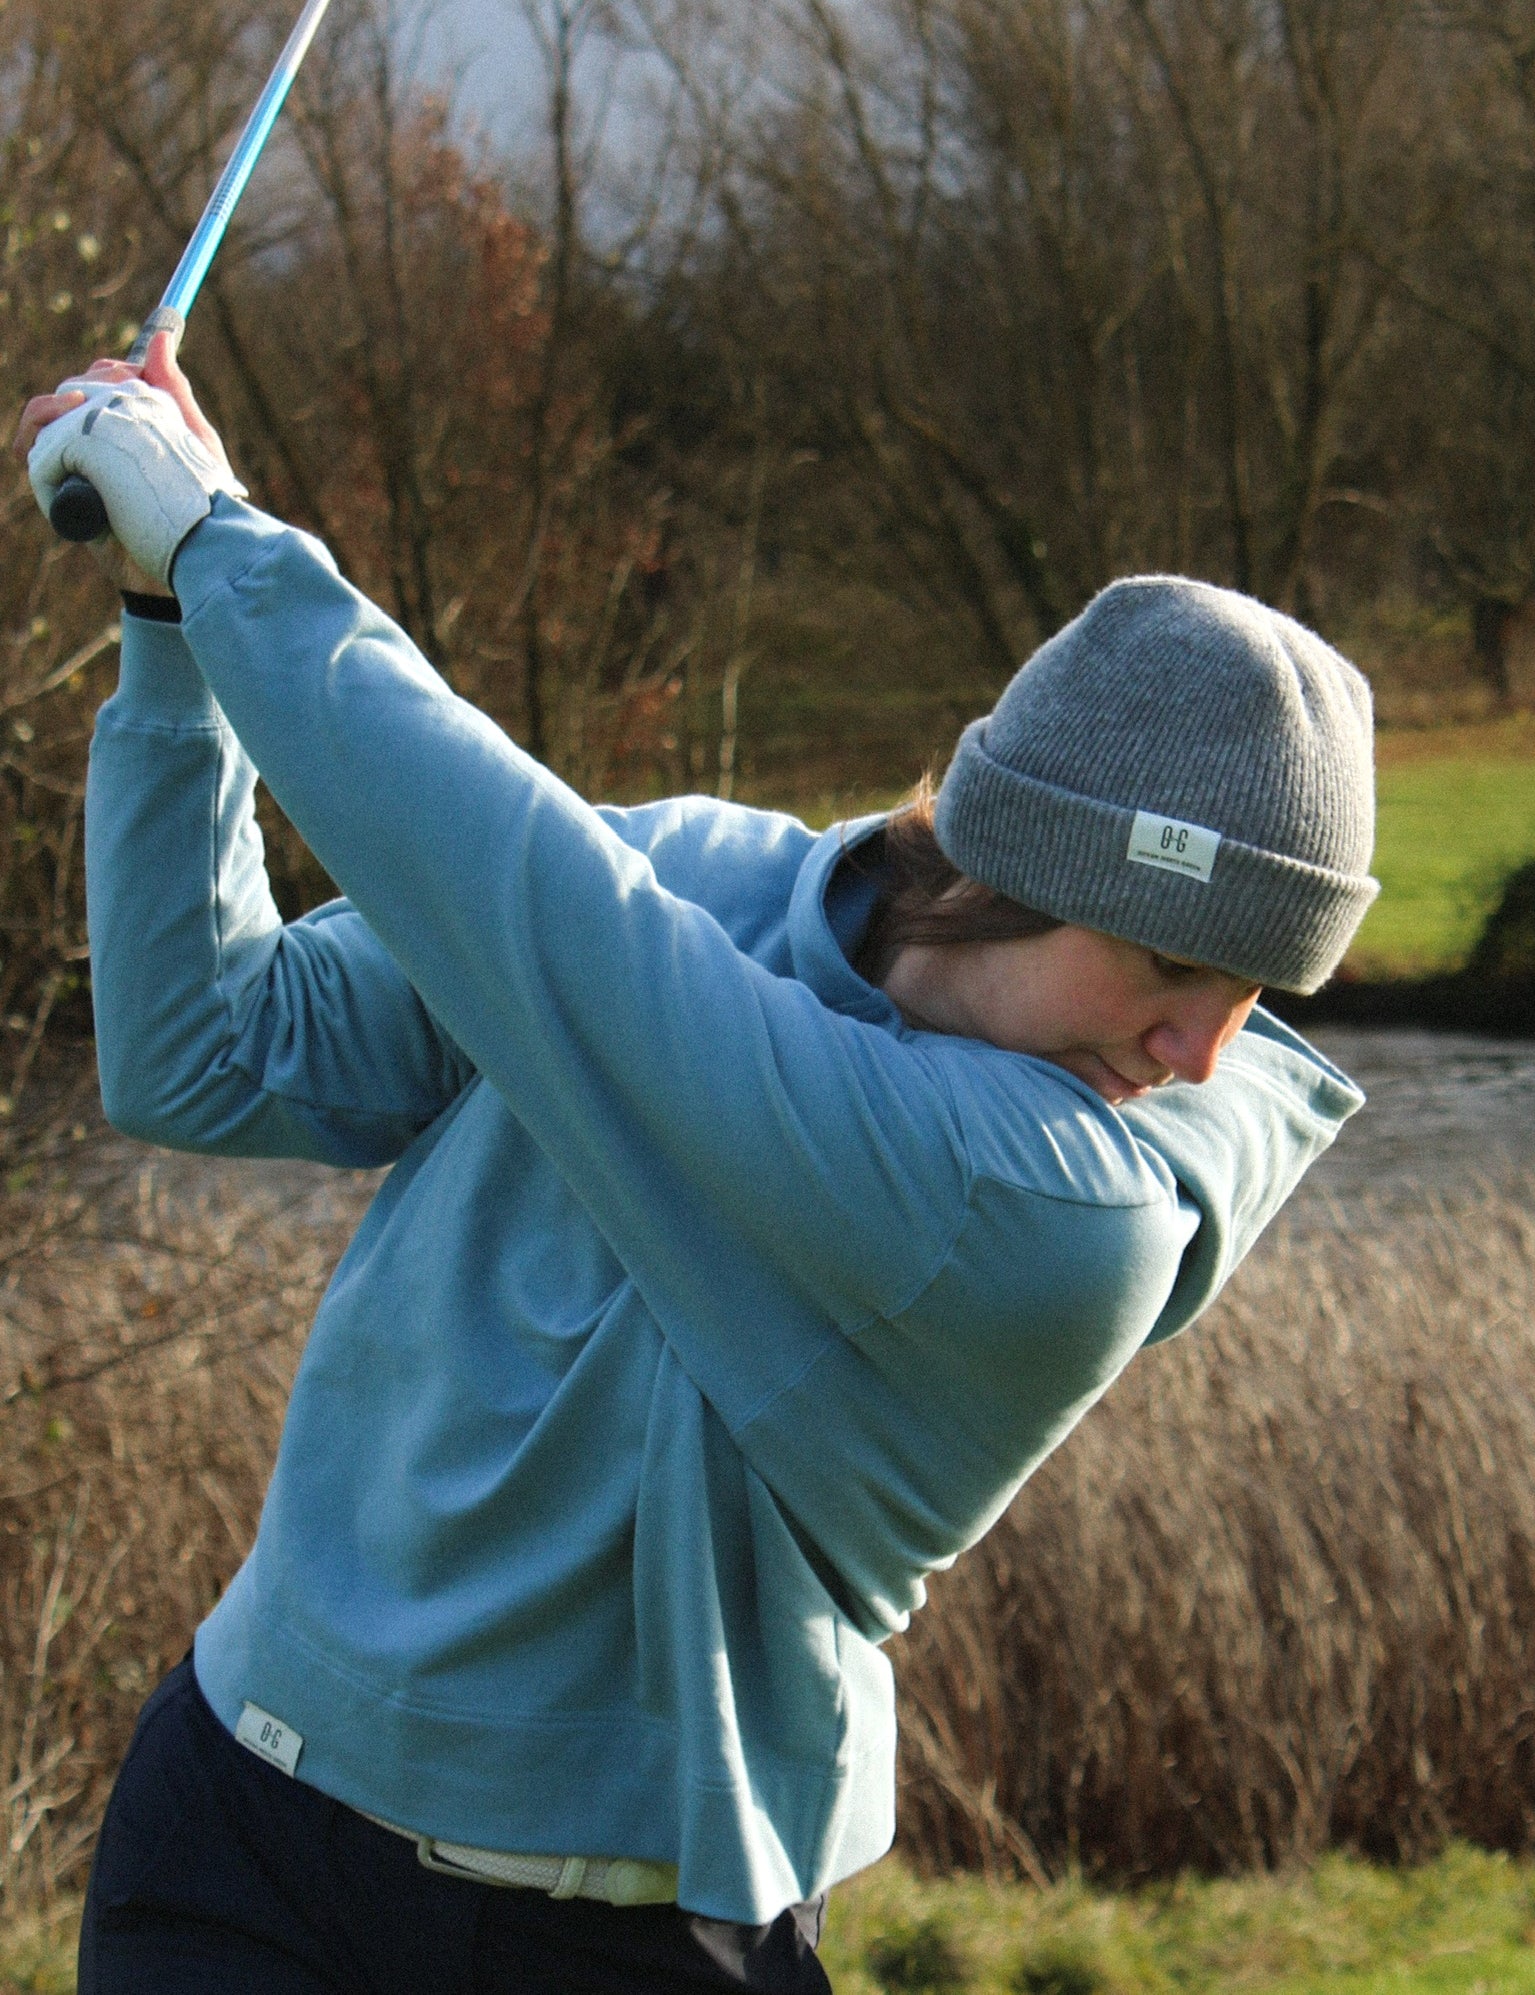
[{"xmin": 883, "ymin": 925, "xmax": 1262, "ymax": 1105}]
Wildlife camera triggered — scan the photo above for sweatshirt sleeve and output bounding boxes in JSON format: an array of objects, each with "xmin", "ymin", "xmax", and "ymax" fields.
[
  {"xmin": 165, "ymin": 501, "xmax": 1355, "ymax": 1346},
  {"xmin": 1117, "ymin": 1005, "xmax": 1363, "ymax": 1342},
  {"xmin": 169, "ymin": 502, "xmax": 990, "ymax": 1324},
  {"xmin": 86, "ymin": 608, "xmax": 476, "ymax": 1164}
]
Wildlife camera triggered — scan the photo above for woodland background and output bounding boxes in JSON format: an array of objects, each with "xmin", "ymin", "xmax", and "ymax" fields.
[{"xmin": 3, "ymin": 0, "xmax": 1535, "ymax": 1090}]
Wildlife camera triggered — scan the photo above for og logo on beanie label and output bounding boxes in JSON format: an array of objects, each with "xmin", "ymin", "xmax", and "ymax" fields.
[{"xmin": 1127, "ymin": 811, "xmax": 1221, "ymax": 884}]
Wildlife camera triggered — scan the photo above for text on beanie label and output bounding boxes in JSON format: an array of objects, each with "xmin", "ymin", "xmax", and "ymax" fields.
[{"xmin": 1127, "ymin": 811, "xmax": 1221, "ymax": 884}]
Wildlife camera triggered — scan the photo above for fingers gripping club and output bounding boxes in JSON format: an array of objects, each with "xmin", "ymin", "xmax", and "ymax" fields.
[{"xmin": 50, "ymin": 310, "xmax": 186, "ymax": 541}]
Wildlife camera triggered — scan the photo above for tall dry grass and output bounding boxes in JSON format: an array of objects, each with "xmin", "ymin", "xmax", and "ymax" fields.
[
  {"xmin": 894, "ymin": 1181, "xmax": 1535, "ymax": 1883},
  {"xmin": 0, "ymin": 1051, "xmax": 1531, "ymax": 1911},
  {"xmin": 0, "ymin": 1052, "xmax": 376, "ymax": 1908}
]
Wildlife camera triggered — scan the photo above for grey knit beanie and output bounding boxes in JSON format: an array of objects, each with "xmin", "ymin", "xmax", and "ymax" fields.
[{"xmin": 933, "ymin": 576, "xmax": 1378, "ymax": 993}]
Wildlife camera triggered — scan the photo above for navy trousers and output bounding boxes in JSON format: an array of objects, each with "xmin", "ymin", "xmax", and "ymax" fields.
[{"xmin": 79, "ymin": 1660, "xmax": 833, "ymax": 1994}]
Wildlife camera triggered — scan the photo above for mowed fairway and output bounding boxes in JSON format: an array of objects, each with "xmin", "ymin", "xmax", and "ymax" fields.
[{"xmin": 1349, "ymin": 715, "xmax": 1535, "ymax": 976}]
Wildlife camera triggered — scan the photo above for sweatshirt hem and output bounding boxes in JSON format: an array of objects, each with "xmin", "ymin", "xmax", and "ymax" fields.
[{"xmin": 194, "ymin": 1604, "xmax": 894, "ymax": 1924}]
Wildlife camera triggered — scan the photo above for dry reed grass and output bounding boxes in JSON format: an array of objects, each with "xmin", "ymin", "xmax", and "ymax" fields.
[
  {"xmin": 894, "ymin": 1178, "xmax": 1535, "ymax": 1883},
  {"xmin": 0, "ymin": 1050, "xmax": 1530, "ymax": 1914},
  {"xmin": 0, "ymin": 1052, "xmax": 376, "ymax": 1910}
]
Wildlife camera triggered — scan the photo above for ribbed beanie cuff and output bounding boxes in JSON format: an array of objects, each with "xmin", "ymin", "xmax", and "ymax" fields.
[
  {"xmin": 933, "ymin": 578, "xmax": 1379, "ymax": 994},
  {"xmin": 937, "ymin": 722, "xmax": 1376, "ymax": 993}
]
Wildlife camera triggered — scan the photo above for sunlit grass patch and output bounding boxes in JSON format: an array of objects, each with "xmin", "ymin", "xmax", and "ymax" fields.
[
  {"xmin": 1354, "ymin": 727, "xmax": 1535, "ymax": 974},
  {"xmin": 822, "ymin": 1846, "xmax": 1535, "ymax": 1994},
  {"xmin": 0, "ymin": 1897, "xmax": 79, "ymax": 1994}
]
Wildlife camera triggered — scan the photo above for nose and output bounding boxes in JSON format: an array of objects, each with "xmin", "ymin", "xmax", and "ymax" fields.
[{"xmin": 1144, "ymin": 989, "xmax": 1257, "ymax": 1085}]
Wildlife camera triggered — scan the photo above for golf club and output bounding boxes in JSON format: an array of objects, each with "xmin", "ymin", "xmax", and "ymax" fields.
[{"xmin": 50, "ymin": 0, "xmax": 336, "ymax": 542}]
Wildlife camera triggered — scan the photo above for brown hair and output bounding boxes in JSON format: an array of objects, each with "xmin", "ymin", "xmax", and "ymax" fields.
[{"xmin": 852, "ymin": 776, "xmax": 1061, "ymax": 988}]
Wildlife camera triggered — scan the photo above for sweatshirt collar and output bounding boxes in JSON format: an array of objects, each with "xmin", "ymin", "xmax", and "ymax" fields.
[{"xmin": 788, "ymin": 814, "xmax": 905, "ymax": 1028}]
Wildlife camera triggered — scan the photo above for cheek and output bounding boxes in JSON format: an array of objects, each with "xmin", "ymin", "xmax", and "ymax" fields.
[
  {"xmin": 1035, "ymin": 970, "xmax": 1130, "ymax": 1046},
  {"xmin": 1060, "ymin": 996, "xmax": 1157, "ymax": 1052},
  {"xmin": 1222, "ymin": 994, "xmax": 1262, "ymax": 1043}
]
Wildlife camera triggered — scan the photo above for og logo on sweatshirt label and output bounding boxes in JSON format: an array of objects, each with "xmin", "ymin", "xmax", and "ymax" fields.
[
  {"xmin": 235, "ymin": 1701, "xmax": 304, "ymax": 1777},
  {"xmin": 1127, "ymin": 811, "xmax": 1221, "ymax": 884}
]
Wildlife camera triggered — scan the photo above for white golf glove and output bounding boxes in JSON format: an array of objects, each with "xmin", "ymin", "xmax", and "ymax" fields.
[{"xmin": 28, "ymin": 377, "xmax": 248, "ymax": 588}]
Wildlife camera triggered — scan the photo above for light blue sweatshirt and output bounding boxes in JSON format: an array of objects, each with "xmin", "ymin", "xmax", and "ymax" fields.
[{"xmin": 85, "ymin": 498, "xmax": 1363, "ymax": 1923}]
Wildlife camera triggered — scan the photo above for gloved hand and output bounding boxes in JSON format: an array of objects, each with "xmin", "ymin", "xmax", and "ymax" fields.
[{"xmin": 28, "ymin": 375, "xmax": 248, "ymax": 589}]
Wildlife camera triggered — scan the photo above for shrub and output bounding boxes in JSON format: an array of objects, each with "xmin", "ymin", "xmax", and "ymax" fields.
[
  {"xmin": 1465, "ymin": 859, "xmax": 1535, "ymax": 983},
  {"xmin": 1012, "ymin": 1937, "xmax": 1113, "ymax": 1995},
  {"xmin": 0, "ymin": 1056, "xmax": 376, "ymax": 1904},
  {"xmin": 866, "ymin": 1913, "xmax": 971, "ymax": 1993}
]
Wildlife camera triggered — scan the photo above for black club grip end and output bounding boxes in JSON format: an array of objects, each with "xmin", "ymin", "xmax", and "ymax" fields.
[{"xmin": 50, "ymin": 474, "xmax": 111, "ymax": 543}]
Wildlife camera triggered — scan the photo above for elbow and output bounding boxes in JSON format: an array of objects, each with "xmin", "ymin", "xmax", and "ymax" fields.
[
  {"xmin": 94, "ymin": 1020, "xmax": 156, "ymax": 1142},
  {"xmin": 96, "ymin": 1058, "xmax": 188, "ymax": 1150},
  {"xmin": 91, "ymin": 967, "xmax": 261, "ymax": 1153},
  {"xmin": 93, "ymin": 1002, "xmax": 174, "ymax": 1145},
  {"xmin": 95, "ymin": 1040, "xmax": 239, "ymax": 1154}
]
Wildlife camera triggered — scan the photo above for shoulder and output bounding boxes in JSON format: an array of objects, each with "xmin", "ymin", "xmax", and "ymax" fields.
[
  {"xmin": 596, "ymin": 794, "xmax": 817, "ymax": 873},
  {"xmin": 846, "ymin": 1049, "xmax": 1192, "ymax": 1487},
  {"xmin": 595, "ymin": 796, "xmax": 823, "ymax": 959},
  {"xmin": 917, "ymin": 1035, "xmax": 1183, "ymax": 1211}
]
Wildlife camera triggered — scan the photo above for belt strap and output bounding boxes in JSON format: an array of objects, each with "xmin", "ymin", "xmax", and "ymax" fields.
[{"xmin": 360, "ymin": 1811, "xmax": 679, "ymax": 1907}]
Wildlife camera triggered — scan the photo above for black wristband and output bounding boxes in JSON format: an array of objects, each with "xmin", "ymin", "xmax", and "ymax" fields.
[{"xmin": 121, "ymin": 591, "xmax": 182, "ymax": 625}]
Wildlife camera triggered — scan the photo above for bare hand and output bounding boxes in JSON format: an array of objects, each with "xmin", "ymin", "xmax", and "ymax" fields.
[{"xmin": 11, "ymin": 332, "xmax": 237, "ymax": 598}]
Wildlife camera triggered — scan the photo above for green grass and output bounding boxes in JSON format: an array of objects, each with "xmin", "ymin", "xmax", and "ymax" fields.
[
  {"xmin": 823, "ymin": 1846, "xmax": 1535, "ymax": 1994},
  {"xmin": 7, "ymin": 1848, "xmax": 1535, "ymax": 1990},
  {"xmin": 0, "ymin": 1899, "xmax": 79, "ymax": 1995},
  {"xmin": 1353, "ymin": 720, "xmax": 1535, "ymax": 975}
]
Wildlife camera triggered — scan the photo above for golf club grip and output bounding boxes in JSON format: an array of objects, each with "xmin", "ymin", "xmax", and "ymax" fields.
[
  {"xmin": 47, "ymin": 308, "xmax": 184, "ymax": 545},
  {"xmin": 50, "ymin": 476, "xmax": 110, "ymax": 543}
]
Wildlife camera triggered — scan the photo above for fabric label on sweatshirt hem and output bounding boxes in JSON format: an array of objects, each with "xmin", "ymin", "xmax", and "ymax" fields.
[{"xmin": 235, "ymin": 1701, "xmax": 304, "ymax": 1776}]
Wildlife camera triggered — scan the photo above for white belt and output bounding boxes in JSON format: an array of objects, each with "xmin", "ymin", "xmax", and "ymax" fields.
[{"xmin": 360, "ymin": 1811, "xmax": 679, "ymax": 1907}]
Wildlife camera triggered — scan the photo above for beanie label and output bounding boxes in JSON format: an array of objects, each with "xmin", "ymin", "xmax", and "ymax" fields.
[{"xmin": 1127, "ymin": 810, "xmax": 1221, "ymax": 884}]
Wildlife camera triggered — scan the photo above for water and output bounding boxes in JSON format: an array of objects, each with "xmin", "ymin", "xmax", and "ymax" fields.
[
  {"xmin": 79, "ymin": 1027, "xmax": 1535, "ymax": 1241},
  {"xmin": 1299, "ymin": 1027, "xmax": 1535, "ymax": 1209}
]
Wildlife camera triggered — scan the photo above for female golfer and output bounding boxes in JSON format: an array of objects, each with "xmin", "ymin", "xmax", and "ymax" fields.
[{"xmin": 19, "ymin": 345, "xmax": 1374, "ymax": 1994}]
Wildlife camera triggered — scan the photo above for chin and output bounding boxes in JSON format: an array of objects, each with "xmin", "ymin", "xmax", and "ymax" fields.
[
  {"xmin": 1096, "ymin": 1079, "xmax": 1152, "ymax": 1106},
  {"xmin": 1060, "ymin": 1055, "xmax": 1153, "ymax": 1105}
]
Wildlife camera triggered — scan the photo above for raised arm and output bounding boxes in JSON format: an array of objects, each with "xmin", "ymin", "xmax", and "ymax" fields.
[
  {"xmin": 87, "ymin": 609, "xmax": 476, "ymax": 1164},
  {"xmin": 162, "ymin": 502, "xmax": 1356, "ymax": 1344},
  {"xmin": 155, "ymin": 502, "xmax": 978, "ymax": 1317}
]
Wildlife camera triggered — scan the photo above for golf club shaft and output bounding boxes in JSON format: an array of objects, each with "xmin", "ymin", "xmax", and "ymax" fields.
[{"xmin": 50, "ymin": 0, "xmax": 336, "ymax": 543}]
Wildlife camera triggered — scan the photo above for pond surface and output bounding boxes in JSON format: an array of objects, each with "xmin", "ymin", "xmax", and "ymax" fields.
[
  {"xmin": 1299, "ymin": 1026, "xmax": 1535, "ymax": 1208},
  {"xmin": 77, "ymin": 1028, "xmax": 1535, "ymax": 1236}
]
